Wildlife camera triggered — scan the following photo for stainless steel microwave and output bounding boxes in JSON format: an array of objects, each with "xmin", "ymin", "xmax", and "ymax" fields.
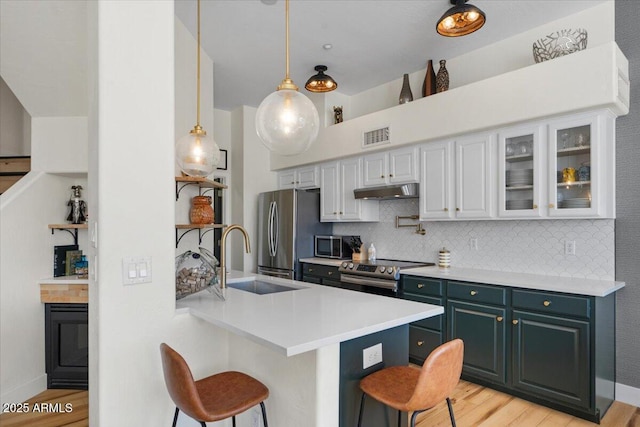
[{"xmin": 314, "ymin": 235, "xmax": 358, "ymax": 259}]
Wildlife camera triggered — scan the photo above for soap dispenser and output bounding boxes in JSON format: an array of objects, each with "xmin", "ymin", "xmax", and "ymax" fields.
[{"xmin": 368, "ymin": 243, "xmax": 376, "ymax": 261}]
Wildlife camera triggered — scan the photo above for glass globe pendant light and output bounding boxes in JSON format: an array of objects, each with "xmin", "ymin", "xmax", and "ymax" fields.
[
  {"xmin": 176, "ymin": 0, "xmax": 220, "ymax": 177},
  {"xmin": 255, "ymin": 0, "xmax": 319, "ymax": 156}
]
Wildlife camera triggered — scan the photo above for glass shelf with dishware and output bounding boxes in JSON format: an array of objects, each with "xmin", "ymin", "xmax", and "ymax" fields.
[
  {"xmin": 499, "ymin": 126, "xmax": 542, "ymax": 217},
  {"xmin": 553, "ymin": 122, "xmax": 593, "ymax": 212}
]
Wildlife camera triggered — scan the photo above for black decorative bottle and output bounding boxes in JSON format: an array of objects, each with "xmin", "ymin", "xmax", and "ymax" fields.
[{"xmin": 399, "ymin": 74, "xmax": 413, "ymax": 104}]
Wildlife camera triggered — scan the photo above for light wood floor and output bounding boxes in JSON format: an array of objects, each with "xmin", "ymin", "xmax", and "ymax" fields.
[
  {"xmin": 0, "ymin": 382, "xmax": 637, "ymax": 427},
  {"xmin": 0, "ymin": 389, "xmax": 88, "ymax": 427},
  {"xmin": 415, "ymin": 380, "xmax": 640, "ymax": 427}
]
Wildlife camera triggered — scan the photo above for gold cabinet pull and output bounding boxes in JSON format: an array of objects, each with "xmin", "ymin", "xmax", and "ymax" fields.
[
  {"xmin": 381, "ymin": 175, "xmax": 385, "ymax": 178},
  {"xmin": 470, "ymin": 290, "xmax": 477, "ymax": 296},
  {"xmin": 444, "ymin": 208, "xmax": 449, "ymax": 212},
  {"xmin": 327, "ymin": 271, "xmax": 333, "ymax": 275},
  {"xmin": 339, "ymin": 211, "xmax": 343, "ymax": 215},
  {"xmin": 417, "ymin": 284, "xmax": 425, "ymax": 289},
  {"xmin": 549, "ymin": 203, "xmax": 555, "ymax": 208},
  {"xmin": 456, "ymin": 207, "xmax": 460, "ymax": 211},
  {"xmin": 533, "ymin": 204, "xmax": 538, "ymax": 209},
  {"xmin": 543, "ymin": 300, "xmax": 551, "ymax": 307},
  {"xmin": 389, "ymin": 173, "xmax": 394, "ymax": 177},
  {"xmin": 333, "ymin": 211, "xmax": 337, "ymax": 215},
  {"xmin": 291, "ymin": 181, "xmax": 295, "ymax": 184},
  {"xmin": 417, "ymin": 341, "xmax": 424, "ymax": 347},
  {"xmin": 496, "ymin": 316, "xmax": 503, "ymax": 322},
  {"xmin": 513, "ymin": 320, "xmax": 519, "ymax": 325},
  {"xmin": 309, "ymin": 268, "xmax": 314, "ymax": 272}
]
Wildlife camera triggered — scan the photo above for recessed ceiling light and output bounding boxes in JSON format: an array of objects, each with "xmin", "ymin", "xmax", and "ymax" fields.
[{"xmin": 323, "ymin": 43, "xmax": 333, "ymax": 50}]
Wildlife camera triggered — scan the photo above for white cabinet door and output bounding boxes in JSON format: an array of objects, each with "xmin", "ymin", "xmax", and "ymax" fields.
[
  {"xmin": 389, "ymin": 146, "xmax": 419, "ymax": 184},
  {"xmin": 296, "ymin": 165, "xmax": 319, "ymax": 189},
  {"xmin": 455, "ymin": 134, "xmax": 494, "ymax": 219},
  {"xmin": 419, "ymin": 141, "xmax": 454, "ymax": 220},
  {"xmin": 340, "ymin": 158, "xmax": 362, "ymax": 220},
  {"xmin": 278, "ymin": 169, "xmax": 297, "ymax": 189},
  {"xmin": 547, "ymin": 112, "xmax": 610, "ymax": 218},
  {"xmin": 362, "ymin": 152, "xmax": 388, "ymax": 187},
  {"xmin": 320, "ymin": 162, "xmax": 339, "ymax": 222},
  {"xmin": 497, "ymin": 124, "xmax": 544, "ymax": 218}
]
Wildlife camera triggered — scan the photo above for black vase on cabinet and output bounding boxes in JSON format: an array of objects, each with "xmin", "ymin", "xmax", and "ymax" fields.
[{"xmin": 399, "ymin": 74, "xmax": 413, "ymax": 104}]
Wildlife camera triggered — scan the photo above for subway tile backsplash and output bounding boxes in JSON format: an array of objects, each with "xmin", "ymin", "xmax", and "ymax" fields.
[{"xmin": 333, "ymin": 200, "xmax": 615, "ymax": 280}]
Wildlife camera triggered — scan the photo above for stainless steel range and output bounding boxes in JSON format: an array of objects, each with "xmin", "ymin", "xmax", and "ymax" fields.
[{"xmin": 338, "ymin": 259, "xmax": 435, "ymax": 295}]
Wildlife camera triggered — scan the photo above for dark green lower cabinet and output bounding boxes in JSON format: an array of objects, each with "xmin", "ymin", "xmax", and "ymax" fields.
[
  {"xmin": 409, "ymin": 326, "xmax": 441, "ymax": 362},
  {"xmin": 512, "ymin": 310, "xmax": 590, "ymax": 410},
  {"xmin": 447, "ymin": 300, "xmax": 507, "ymax": 386}
]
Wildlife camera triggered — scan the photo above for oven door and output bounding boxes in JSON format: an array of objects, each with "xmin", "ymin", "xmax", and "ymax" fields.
[{"xmin": 340, "ymin": 273, "xmax": 398, "ymax": 297}]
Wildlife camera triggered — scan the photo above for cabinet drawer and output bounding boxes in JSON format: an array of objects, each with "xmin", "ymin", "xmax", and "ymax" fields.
[
  {"xmin": 447, "ymin": 281, "xmax": 506, "ymax": 306},
  {"xmin": 302, "ymin": 263, "xmax": 339, "ymax": 280},
  {"xmin": 409, "ymin": 326, "xmax": 442, "ymax": 362},
  {"xmin": 402, "ymin": 276, "xmax": 443, "ymax": 297},
  {"xmin": 405, "ymin": 295, "xmax": 443, "ymax": 331},
  {"xmin": 513, "ymin": 290, "xmax": 590, "ymax": 318}
]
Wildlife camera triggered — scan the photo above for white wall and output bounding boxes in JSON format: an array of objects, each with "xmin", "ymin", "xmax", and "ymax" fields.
[
  {"xmin": 30, "ymin": 117, "xmax": 88, "ymax": 173},
  {"xmin": 89, "ymin": 2, "xmax": 227, "ymax": 425},
  {"xmin": 0, "ymin": 77, "xmax": 30, "ymax": 155},
  {"xmin": 349, "ymin": 1, "xmax": 615, "ymax": 119}
]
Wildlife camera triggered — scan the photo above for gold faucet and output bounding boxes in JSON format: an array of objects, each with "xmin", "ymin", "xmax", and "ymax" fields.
[{"xmin": 219, "ymin": 224, "xmax": 251, "ymax": 289}]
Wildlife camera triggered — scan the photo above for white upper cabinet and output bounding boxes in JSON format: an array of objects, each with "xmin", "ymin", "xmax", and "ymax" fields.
[
  {"xmin": 320, "ymin": 158, "xmax": 379, "ymax": 222},
  {"xmin": 419, "ymin": 141, "xmax": 454, "ymax": 220},
  {"xmin": 278, "ymin": 165, "xmax": 319, "ymax": 189},
  {"xmin": 547, "ymin": 111, "xmax": 614, "ymax": 218},
  {"xmin": 455, "ymin": 133, "xmax": 495, "ymax": 219},
  {"xmin": 362, "ymin": 146, "xmax": 419, "ymax": 187},
  {"xmin": 497, "ymin": 124, "xmax": 544, "ymax": 218}
]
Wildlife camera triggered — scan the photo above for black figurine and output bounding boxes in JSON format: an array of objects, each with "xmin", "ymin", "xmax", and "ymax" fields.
[
  {"xmin": 333, "ymin": 106, "xmax": 343, "ymax": 124},
  {"xmin": 67, "ymin": 185, "xmax": 87, "ymax": 224}
]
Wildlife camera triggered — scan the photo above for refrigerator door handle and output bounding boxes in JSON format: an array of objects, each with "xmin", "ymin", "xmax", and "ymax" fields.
[
  {"xmin": 268, "ymin": 201, "xmax": 276, "ymax": 257},
  {"xmin": 272, "ymin": 202, "xmax": 279, "ymax": 257}
]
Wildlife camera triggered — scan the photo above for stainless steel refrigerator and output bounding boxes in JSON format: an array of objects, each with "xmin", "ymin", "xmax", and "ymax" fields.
[{"xmin": 257, "ymin": 189, "xmax": 331, "ymax": 280}]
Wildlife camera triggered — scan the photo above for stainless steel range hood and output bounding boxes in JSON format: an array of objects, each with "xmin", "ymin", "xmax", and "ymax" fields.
[{"xmin": 353, "ymin": 183, "xmax": 419, "ymax": 200}]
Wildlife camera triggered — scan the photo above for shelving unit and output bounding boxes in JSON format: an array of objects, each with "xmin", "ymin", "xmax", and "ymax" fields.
[
  {"xmin": 48, "ymin": 223, "xmax": 88, "ymax": 246},
  {"xmin": 175, "ymin": 176, "xmax": 227, "ymax": 248}
]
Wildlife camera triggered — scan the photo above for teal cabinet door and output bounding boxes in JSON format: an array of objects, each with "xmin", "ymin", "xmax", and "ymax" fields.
[
  {"xmin": 448, "ymin": 300, "xmax": 507, "ymax": 385},
  {"xmin": 512, "ymin": 310, "xmax": 590, "ymax": 410}
]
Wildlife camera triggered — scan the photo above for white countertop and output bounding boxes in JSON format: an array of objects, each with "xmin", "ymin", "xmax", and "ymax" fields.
[
  {"xmin": 176, "ymin": 271, "xmax": 443, "ymax": 357},
  {"xmin": 39, "ymin": 276, "xmax": 89, "ymax": 285},
  {"xmin": 299, "ymin": 257, "xmax": 345, "ymax": 267},
  {"xmin": 401, "ymin": 266, "xmax": 624, "ymax": 297}
]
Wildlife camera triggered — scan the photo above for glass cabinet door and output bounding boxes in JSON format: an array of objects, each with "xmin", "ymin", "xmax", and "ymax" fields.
[
  {"xmin": 498, "ymin": 125, "xmax": 543, "ymax": 218},
  {"xmin": 548, "ymin": 115, "xmax": 599, "ymax": 217}
]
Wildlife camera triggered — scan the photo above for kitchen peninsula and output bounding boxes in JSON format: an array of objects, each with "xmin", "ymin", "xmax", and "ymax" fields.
[{"xmin": 176, "ymin": 272, "xmax": 443, "ymax": 427}]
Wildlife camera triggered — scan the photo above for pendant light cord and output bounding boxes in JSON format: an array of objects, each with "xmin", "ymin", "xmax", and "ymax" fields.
[
  {"xmin": 285, "ymin": 0, "xmax": 290, "ymax": 81},
  {"xmin": 196, "ymin": 0, "xmax": 201, "ymax": 127}
]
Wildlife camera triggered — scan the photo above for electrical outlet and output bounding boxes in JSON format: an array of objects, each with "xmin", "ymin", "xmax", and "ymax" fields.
[
  {"xmin": 363, "ymin": 343, "xmax": 383, "ymax": 369},
  {"xmin": 565, "ymin": 240, "xmax": 576, "ymax": 256},
  {"xmin": 469, "ymin": 238, "xmax": 478, "ymax": 250}
]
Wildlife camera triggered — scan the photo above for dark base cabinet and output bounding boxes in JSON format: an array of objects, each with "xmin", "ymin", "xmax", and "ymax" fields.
[
  {"xmin": 45, "ymin": 303, "xmax": 89, "ymax": 390},
  {"xmin": 400, "ymin": 275, "xmax": 616, "ymax": 423}
]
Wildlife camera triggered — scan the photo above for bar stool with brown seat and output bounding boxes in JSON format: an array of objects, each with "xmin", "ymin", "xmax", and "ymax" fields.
[
  {"xmin": 160, "ymin": 343, "xmax": 269, "ymax": 427},
  {"xmin": 357, "ymin": 339, "xmax": 464, "ymax": 427}
]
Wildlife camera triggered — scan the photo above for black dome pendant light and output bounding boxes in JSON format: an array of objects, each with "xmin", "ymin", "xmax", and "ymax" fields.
[
  {"xmin": 436, "ymin": 0, "xmax": 486, "ymax": 37},
  {"xmin": 305, "ymin": 65, "xmax": 338, "ymax": 93}
]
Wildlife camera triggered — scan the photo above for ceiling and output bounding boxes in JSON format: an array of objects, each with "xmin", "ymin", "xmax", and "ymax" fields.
[{"xmin": 174, "ymin": 0, "xmax": 607, "ymax": 112}]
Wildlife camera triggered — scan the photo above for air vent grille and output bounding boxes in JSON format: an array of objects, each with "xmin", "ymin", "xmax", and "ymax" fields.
[{"xmin": 363, "ymin": 126, "xmax": 390, "ymax": 148}]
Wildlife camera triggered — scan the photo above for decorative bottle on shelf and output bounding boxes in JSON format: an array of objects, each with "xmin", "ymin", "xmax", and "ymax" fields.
[
  {"xmin": 436, "ymin": 60, "xmax": 449, "ymax": 93},
  {"xmin": 399, "ymin": 74, "xmax": 413, "ymax": 104},
  {"xmin": 190, "ymin": 195, "xmax": 214, "ymax": 224},
  {"xmin": 368, "ymin": 243, "xmax": 376, "ymax": 261},
  {"xmin": 438, "ymin": 247, "xmax": 451, "ymax": 268},
  {"xmin": 422, "ymin": 60, "xmax": 436, "ymax": 97}
]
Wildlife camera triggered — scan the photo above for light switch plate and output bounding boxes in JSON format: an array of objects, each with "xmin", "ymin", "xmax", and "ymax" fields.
[
  {"xmin": 122, "ymin": 256, "xmax": 152, "ymax": 285},
  {"xmin": 363, "ymin": 343, "xmax": 383, "ymax": 369}
]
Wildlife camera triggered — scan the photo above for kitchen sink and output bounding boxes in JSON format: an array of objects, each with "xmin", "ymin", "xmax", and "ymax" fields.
[{"xmin": 227, "ymin": 280, "xmax": 304, "ymax": 295}]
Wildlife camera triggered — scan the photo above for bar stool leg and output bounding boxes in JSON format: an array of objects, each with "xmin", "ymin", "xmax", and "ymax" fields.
[
  {"xmin": 357, "ymin": 393, "xmax": 366, "ymax": 427},
  {"xmin": 410, "ymin": 409, "xmax": 426, "ymax": 427},
  {"xmin": 260, "ymin": 401, "xmax": 269, "ymax": 427},
  {"xmin": 172, "ymin": 407, "xmax": 179, "ymax": 427},
  {"xmin": 232, "ymin": 415, "xmax": 236, "ymax": 427},
  {"xmin": 446, "ymin": 397, "xmax": 456, "ymax": 427},
  {"xmin": 397, "ymin": 409, "xmax": 402, "ymax": 427}
]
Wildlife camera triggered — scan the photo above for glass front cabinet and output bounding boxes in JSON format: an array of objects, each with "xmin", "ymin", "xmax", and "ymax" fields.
[
  {"xmin": 498, "ymin": 125, "xmax": 544, "ymax": 218},
  {"xmin": 547, "ymin": 111, "xmax": 614, "ymax": 218},
  {"xmin": 496, "ymin": 110, "xmax": 615, "ymax": 219}
]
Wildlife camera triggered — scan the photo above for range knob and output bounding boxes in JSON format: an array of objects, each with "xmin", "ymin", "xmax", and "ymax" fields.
[
  {"xmin": 387, "ymin": 268, "xmax": 395, "ymax": 275},
  {"xmin": 341, "ymin": 262, "xmax": 348, "ymax": 268},
  {"xmin": 379, "ymin": 267, "xmax": 386, "ymax": 273},
  {"xmin": 348, "ymin": 263, "xmax": 354, "ymax": 269}
]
